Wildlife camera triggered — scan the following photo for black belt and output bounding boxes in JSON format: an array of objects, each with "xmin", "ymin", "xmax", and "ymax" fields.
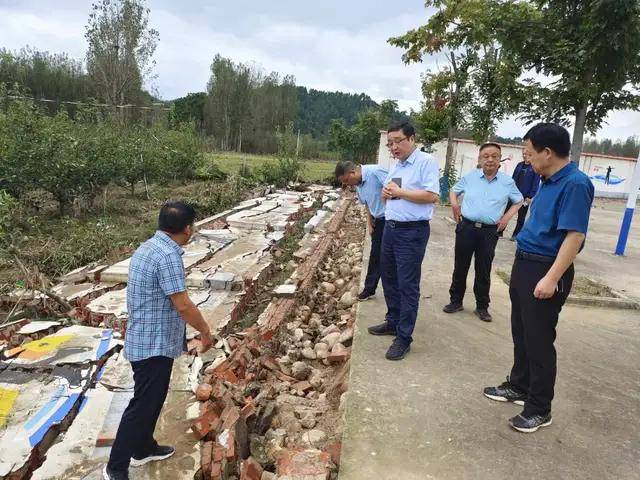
[
  {"xmin": 462, "ymin": 217, "xmax": 497, "ymax": 229},
  {"xmin": 386, "ymin": 220, "xmax": 429, "ymax": 229},
  {"xmin": 516, "ymin": 249, "xmax": 556, "ymax": 263}
]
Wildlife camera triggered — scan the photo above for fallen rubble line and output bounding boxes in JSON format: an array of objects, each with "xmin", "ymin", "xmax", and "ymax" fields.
[{"xmin": 193, "ymin": 197, "xmax": 355, "ymax": 480}]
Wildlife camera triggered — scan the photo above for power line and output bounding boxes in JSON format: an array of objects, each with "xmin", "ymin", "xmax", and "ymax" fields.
[{"xmin": 3, "ymin": 95, "xmax": 171, "ymax": 111}]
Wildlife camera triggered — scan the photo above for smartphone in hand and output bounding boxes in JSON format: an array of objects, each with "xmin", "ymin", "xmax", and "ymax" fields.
[{"xmin": 391, "ymin": 177, "xmax": 402, "ymax": 199}]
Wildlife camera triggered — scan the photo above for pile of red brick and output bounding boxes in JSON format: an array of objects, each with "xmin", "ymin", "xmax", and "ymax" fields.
[{"xmin": 193, "ymin": 199, "xmax": 354, "ymax": 480}]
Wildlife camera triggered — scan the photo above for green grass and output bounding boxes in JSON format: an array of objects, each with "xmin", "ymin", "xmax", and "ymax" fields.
[
  {"xmin": 0, "ymin": 178, "xmax": 253, "ymax": 286},
  {"xmin": 205, "ymin": 152, "xmax": 337, "ymax": 183}
]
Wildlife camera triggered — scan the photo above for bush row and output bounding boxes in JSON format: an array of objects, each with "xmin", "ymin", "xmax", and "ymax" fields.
[{"xmin": 0, "ymin": 88, "xmax": 205, "ymax": 215}]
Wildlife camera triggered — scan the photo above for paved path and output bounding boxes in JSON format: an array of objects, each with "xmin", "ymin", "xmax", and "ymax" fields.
[{"xmin": 339, "ymin": 203, "xmax": 640, "ymax": 480}]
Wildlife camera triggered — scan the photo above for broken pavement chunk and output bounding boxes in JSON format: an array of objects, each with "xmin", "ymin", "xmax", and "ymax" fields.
[{"xmin": 273, "ymin": 284, "xmax": 297, "ymax": 298}]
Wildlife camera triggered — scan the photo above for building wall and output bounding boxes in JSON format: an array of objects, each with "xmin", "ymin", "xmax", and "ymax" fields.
[{"xmin": 377, "ymin": 132, "xmax": 638, "ymax": 198}]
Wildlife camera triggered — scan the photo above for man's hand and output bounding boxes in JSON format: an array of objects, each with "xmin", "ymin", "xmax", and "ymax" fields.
[
  {"xmin": 382, "ymin": 181, "xmax": 401, "ymax": 200},
  {"xmin": 200, "ymin": 329, "xmax": 213, "ymax": 353},
  {"xmin": 452, "ymin": 204, "xmax": 462, "ymax": 223},
  {"xmin": 534, "ymin": 275, "xmax": 558, "ymax": 299},
  {"xmin": 368, "ymin": 219, "xmax": 374, "ymax": 236},
  {"xmin": 496, "ymin": 215, "xmax": 510, "ymax": 232}
]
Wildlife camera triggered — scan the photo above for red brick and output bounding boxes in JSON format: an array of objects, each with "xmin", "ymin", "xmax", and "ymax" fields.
[
  {"xmin": 213, "ymin": 359, "xmax": 230, "ymax": 375},
  {"xmin": 192, "ymin": 410, "xmax": 221, "ymax": 439},
  {"xmin": 196, "ymin": 383, "xmax": 213, "ymax": 401},
  {"xmin": 225, "ymin": 430, "xmax": 236, "ymax": 460},
  {"xmin": 327, "ymin": 349, "xmax": 350, "ymax": 364},
  {"xmin": 260, "ymin": 356, "xmax": 280, "ymax": 372},
  {"xmin": 277, "ymin": 449, "xmax": 331, "ymax": 477},
  {"xmin": 219, "ymin": 368, "xmax": 240, "ymax": 384},
  {"xmin": 240, "ymin": 456, "xmax": 263, "ymax": 480},
  {"xmin": 325, "ymin": 442, "xmax": 342, "ymax": 466},
  {"xmin": 211, "ymin": 462, "xmax": 222, "ymax": 480},
  {"xmin": 213, "ymin": 443, "xmax": 225, "ymax": 463},
  {"xmin": 221, "ymin": 406, "xmax": 241, "ymax": 430},
  {"xmin": 241, "ymin": 401, "xmax": 256, "ymax": 419},
  {"xmin": 274, "ymin": 370, "xmax": 297, "ymax": 383},
  {"xmin": 292, "ymin": 381, "xmax": 312, "ymax": 394},
  {"xmin": 201, "ymin": 441, "xmax": 213, "ymax": 476}
]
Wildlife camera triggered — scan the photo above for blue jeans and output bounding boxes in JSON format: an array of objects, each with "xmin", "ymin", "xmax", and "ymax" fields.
[{"xmin": 381, "ymin": 222, "xmax": 430, "ymax": 345}]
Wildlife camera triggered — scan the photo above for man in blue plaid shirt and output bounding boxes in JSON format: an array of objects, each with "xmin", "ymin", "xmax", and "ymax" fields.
[{"xmin": 104, "ymin": 201, "xmax": 213, "ymax": 480}]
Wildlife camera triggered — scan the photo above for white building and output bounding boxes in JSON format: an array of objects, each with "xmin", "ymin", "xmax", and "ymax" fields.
[{"xmin": 377, "ymin": 132, "xmax": 638, "ymax": 198}]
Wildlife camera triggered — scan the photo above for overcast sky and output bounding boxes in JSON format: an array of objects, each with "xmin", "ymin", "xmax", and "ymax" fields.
[{"xmin": 1, "ymin": 0, "xmax": 639, "ymax": 141}]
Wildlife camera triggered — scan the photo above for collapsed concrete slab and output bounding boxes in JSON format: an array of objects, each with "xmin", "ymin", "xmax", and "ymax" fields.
[{"xmin": 0, "ymin": 326, "xmax": 120, "ymax": 479}]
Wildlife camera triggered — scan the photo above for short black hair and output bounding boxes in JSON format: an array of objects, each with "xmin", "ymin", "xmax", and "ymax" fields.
[
  {"xmin": 387, "ymin": 121, "xmax": 416, "ymax": 138},
  {"xmin": 334, "ymin": 160, "xmax": 357, "ymax": 179},
  {"xmin": 158, "ymin": 201, "xmax": 197, "ymax": 234},
  {"xmin": 479, "ymin": 142, "xmax": 502, "ymax": 153},
  {"xmin": 523, "ymin": 123, "xmax": 571, "ymax": 158}
]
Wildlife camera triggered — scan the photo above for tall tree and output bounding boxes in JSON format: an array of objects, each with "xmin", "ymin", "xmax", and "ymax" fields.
[
  {"xmin": 389, "ymin": 0, "xmax": 524, "ymax": 194},
  {"xmin": 85, "ymin": 0, "xmax": 159, "ymax": 106},
  {"xmin": 498, "ymin": 0, "xmax": 640, "ymax": 163}
]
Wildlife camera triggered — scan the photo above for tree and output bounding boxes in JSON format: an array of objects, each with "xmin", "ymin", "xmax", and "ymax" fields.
[
  {"xmin": 85, "ymin": 0, "xmax": 159, "ymax": 106},
  {"xmin": 0, "ymin": 48, "xmax": 94, "ymax": 103},
  {"xmin": 295, "ymin": 87, "xmax": 378, "ymax": 138},
  {"xmin": 329, "ymin": 99, "xmax": 407, "ymax": 163},
  {"xmin": 389, "ymin": 0, "xmax": 523, "ymax": 197},
  {"xmin": 498, "ymin": 0, "xmax": 640, "ymax": 163},
  {"xmin": 169, "ymin": 92, "xmax": 206, "ymax": 132}
]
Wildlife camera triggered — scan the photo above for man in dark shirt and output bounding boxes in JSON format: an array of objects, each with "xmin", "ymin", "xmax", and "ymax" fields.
[
  {"xmin": 483, "ymin": 123, "xmax": 594, "ymax": 433},
  {"xmin": 500, "ymin": 150, "xmax": 541, "ymax": 240}
]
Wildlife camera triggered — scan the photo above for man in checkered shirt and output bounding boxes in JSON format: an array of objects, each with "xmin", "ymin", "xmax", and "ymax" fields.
[{"xmin": 104, "ymin": 201, "xmax": 213, "ymax": 480}]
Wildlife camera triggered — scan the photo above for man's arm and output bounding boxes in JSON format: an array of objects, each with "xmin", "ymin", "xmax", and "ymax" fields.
[
  {"xmin": 449, "ymin": 190, "xmax": 462, "ymax": 222},
  {"xmin": 497, "ymin": 201, "xmax": 523, "ymax": 232},
  {"xmin": 534, "ymin": 231, "xmax": 585, "ymax": 299},
  {"xmin": 170, "ymin": 291, "xmax": 213, "ymax": 352},
  {"xmin": 366, "ymin": 207, "xmax": 374, "ymax": 235},
  {"xmin": 395, "ymin": 187, "xmax": 439, "ymax": 204}
]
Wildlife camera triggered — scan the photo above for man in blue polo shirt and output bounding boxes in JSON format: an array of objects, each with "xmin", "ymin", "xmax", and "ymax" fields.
[
  {"xmin": 443, "ymin": 143, "xmax": 523, "ymax": 322},
  {"xmin": 367, "ymin": 121, "xmax": 440, "ymax": 361},
  {"xmin": 483, "ymin": 123, "xmax": 594, "ymax": 433},
  {"xmin": 335, "ymin": 160, "xmax": 388, "ymax": 300}
]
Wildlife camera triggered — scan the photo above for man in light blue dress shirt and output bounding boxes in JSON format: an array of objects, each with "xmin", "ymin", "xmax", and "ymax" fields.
[
  {"xmin": 444, "ymin": 143, "xmax": 523, "ymax": 322},
  {"xmin": 335, "ymin": 161, "xmax": 388, "ymax": 300},
  {"xmin": 367, "ymin": 122, "xmax": 440, "ymax": 361}
]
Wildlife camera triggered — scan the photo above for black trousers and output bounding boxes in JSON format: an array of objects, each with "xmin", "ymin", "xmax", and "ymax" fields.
[
  {"xmin": 504, "ymin": 200, "xmax": 529, "ymax": 238},
  {"xmin": 509, "ymin": 257, "xmax": 574, "ymax": 416},
  {"xmin": 362, "ymin": 217, "xmax": 385, "ymax": 295},
  {"xmin": 449, "ymin": 221, "xmax": 499, "ymax": 309},
  {"xmin": 108, "ymin": 356, "xmax": 174, "ymax": 471}
]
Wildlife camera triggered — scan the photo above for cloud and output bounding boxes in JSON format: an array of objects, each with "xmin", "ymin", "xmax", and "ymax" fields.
[{"xmin": 0, "ymin": 0, "xmax": 637, "ymax": 141}]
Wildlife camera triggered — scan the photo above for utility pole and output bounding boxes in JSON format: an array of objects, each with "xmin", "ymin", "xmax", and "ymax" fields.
[
  {"xmin": 296, "ymin": 129, "xmax": 301, "ymax": 158},
  {"xmin": 615, "ymin": 149, "xmax": 640, "ymax": 255}
]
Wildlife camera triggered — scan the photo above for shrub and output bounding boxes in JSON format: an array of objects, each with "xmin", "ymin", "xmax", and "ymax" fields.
[{"xmin": 259, "ymin": 157, "xmax": 304, "ymax": 187}]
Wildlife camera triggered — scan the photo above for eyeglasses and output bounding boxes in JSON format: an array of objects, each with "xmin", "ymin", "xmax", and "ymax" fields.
[{"xmin": 386, "ymin": 136, "xmax": 408, "ymax": 148}]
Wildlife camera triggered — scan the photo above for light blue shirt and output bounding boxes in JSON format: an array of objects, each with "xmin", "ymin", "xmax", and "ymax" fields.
[
  {"xmin": 384, "ymin": 149, "xmax": 440, "ymax": 221},
  {"xmin": 125, "ymin": 231, "xmax": 187, "ymax": 362},
  {"xmin": 452, "ymin": 169, "xmax": 524, "ymax": 224},
  {"xmin": 356, "ymin": 165, "xmax": 388, "ymax": 219}
]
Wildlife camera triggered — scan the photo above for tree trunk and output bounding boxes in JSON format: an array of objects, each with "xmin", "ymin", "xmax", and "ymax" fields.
[
  {"xmin": 445, "ymin": 123, "xmax": 456, "ymax": 176},
  {"xmin": 571, "ymin": 103, "xmax": 588, "ymax": 165}
]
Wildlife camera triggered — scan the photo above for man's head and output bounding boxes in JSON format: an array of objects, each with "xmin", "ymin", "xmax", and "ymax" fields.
[
  {"xmin": 522, "ymin": 148, "xmax": 531, "ymax": 165},
  {"xmin": 334, "ymin": 161, "xmax": 362, "ymax": 186},
  {"xmin": 158, "ymin": 201, "xmax": 197, "ymax": 245},
  {"xmin": 523, "ymin": 123, "xmax": 571, "ymax": 176},
  {"xmin": 387, "ymin": 121, "xmax": 416, "ymax": 161},
  {"xmin": 478, "ymin": 142, "xmax": 501, "ymax": 176}
]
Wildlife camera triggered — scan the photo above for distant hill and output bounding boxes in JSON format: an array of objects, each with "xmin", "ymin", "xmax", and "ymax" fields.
[{"xmin": 294, "ymin": 87, "xmax": 379, "ymax": 138}]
